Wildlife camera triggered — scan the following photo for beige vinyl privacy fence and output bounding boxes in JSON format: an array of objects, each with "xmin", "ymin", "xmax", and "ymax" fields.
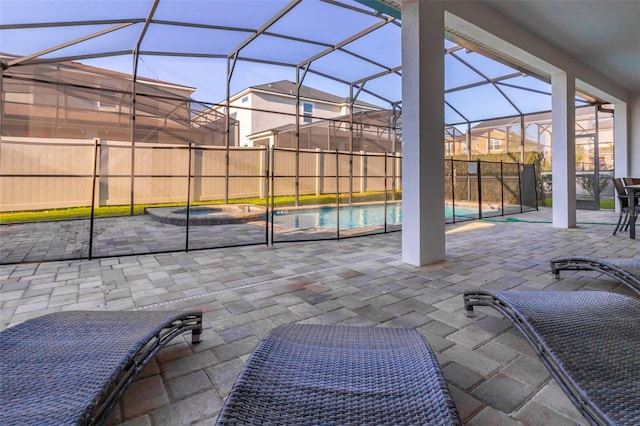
[{"xmin": 0, "ymin": 137, "xmax": 402, "ymax": 212}]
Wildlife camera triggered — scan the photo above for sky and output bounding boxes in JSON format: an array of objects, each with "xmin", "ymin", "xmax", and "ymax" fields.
[{"xmin": 0, "ymin": 0, "xmax": 574, "ymax": 124}]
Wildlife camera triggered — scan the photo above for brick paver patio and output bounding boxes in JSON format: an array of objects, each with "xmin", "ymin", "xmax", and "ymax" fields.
[{"xmin": 1, "ymin": 207, "xmax": 637, "ymax": 425}]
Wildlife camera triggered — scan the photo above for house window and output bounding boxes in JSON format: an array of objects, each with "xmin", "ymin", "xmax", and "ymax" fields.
[
  {"xmin": 445, "ymin": 142, "xmax": 453, "ymax": 155},
  {"xmin": 98, "ymin": 82, "xmax": 118, "ymax": 110},
  {"xmin": 241, "ymin": 96, "xmax": 249, "ymax": 103},
  {"xmin": 4, "ymin": 92, "xmax": 34, "ymax": 105},
  {"xmin": 302, "ymin": 102, "xmax": 313, "ymax": 123},
  {"xmin": 489, "ymin": 138, "xmax": 503, "ymax": 152}
]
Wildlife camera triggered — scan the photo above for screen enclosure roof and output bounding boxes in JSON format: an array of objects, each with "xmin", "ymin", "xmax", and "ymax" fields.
[{"xmin": 0, "ymin": 0, "xmax": 595, "ymax": 125}]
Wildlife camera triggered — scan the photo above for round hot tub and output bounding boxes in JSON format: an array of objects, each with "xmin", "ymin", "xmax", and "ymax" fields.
[{"xmin": 145, "ymin": 204, "xmax": 266, "ymax": 226}]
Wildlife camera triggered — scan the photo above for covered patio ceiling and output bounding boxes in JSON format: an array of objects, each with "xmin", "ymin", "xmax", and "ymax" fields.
[{"xmin": 0, "ymin": 0, "xmax": 597, "ymax": 126}]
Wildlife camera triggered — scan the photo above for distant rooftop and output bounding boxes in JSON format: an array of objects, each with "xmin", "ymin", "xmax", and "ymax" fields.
[{"xmin": 250, "ymin": 80, "xmax": 379, "ymax": 109}]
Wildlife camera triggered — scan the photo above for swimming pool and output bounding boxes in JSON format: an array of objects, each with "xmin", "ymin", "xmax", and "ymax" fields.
[{"xmin": 272, "ymin": 203, "xmax": 478, "ymax": 230}]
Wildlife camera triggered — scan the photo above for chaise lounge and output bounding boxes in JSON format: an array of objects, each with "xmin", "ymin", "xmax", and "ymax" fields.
[
  {"xmin": 0, "ymin": 310, "xmax": 202, "ymax": 426},
  {"xmin": 550, "ymin": 256, "xmax": 640, "ymax": 296},
  {"xmin": 464, "ymin": 289, "xmax": 640, "ymax": 426},
  {"xmin": 216, "ymin": 323, "xmax": 461, "ymax": 425}
]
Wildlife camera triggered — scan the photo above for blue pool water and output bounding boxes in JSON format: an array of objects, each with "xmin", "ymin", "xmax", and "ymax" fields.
[{"xmin": 273, "ymin": 203, "xmax": 476, "ymax": 230}]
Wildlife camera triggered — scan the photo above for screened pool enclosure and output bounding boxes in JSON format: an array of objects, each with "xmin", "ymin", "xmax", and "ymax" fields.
[{"xmin": 0, "ymin": 0, "xmax": 614, "ymax": 264}]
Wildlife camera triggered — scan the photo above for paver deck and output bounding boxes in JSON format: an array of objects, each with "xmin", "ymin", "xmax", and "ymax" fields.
[{"xmin": 1, "ymin": 207, "xmax": 637, "ymax": 425}]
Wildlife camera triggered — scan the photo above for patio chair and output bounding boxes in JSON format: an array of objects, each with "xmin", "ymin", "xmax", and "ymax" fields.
[
  {"xmin": 463, "ymin": 290, "xmax": 640, "ymax": 426},
  {"xmin": 612, "ymin": 177, "xmax": 637, "ymax": 235},
  {"xmin": 216, "ymin": 323, "xmax": 461, "ymax": 425},
  {"xmin": 550, "ymin": 256, "xmax": 640, "ymax": 296},
  {"xmin": 623, "ymin": 177, "xmax": 640, "ymax": 186},
  {"xmin": 0, "ymin": 310, "xmax": 202, "ymax": 426}
]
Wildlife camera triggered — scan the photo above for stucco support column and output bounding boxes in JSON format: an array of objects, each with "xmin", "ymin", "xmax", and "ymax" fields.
[
  {"xmin": 551, "ymin": 71, "xmax": 576, "ymax": 228},
  {"xmin": 627, "ymin": 94, "xmax": 640, "ymax": 177},
  {"xmin": 613, "ymin": 102, "xmax": 629, "ymax": 179},
  {"xmin": 401, "ymin": 0, "xmax": 445, "ymax": 265}
]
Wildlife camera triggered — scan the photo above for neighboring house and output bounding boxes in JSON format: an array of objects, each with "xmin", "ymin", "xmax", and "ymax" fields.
[
  {"xmin": 200, "ymin": 80, "xmax": 401, "ymax": 153},
  {"xmin": 248, "ymin": 108, "xmax": 402, "ymax": 154},
  {"xmin": 456, "ymin": 116, "xmax": 550, "ymax": 158},
  {"xmin": 445, "ymin": 106, "xmax": 614, "ymax": 172},
  {"xmin": 1, "ymin": 53, "xmax": 231, "ymax": 145},
  {"xmin": 447, "ymin": 115, "xmax": 556, "ymax": 159}
]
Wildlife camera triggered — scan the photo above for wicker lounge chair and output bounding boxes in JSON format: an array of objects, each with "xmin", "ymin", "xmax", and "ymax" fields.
[
  {"xmin": 0, "ymin": 310, "xmax": 202, "ymax": 426},
  {"xmin": 550, "ymin": 256, "xmax": 640, "ymax": 296},
  {"xmin": 463, "ymin": 290, "xmax": 640, "ymax": 426},
  {"xmin": 216, "ymin": 323, "xmax": 461, "ymax": 425}
]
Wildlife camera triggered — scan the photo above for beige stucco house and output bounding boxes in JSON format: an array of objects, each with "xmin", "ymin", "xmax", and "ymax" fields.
[{"xmin": 201, "ymin": 80, "xmax": 401, "ymax": 153}]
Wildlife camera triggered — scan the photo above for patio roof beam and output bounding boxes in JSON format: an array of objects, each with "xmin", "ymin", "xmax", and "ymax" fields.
[
  {"xmin": 262, "ymin": 32, "xmax": 334, "ymax": 49},
  {"xmin": 445, "ymin": 45, "xmax": 465, "ymax": 55},
  {"xmin": 296, "ymin": 16, "xmax": 394, "ymax": 68},
  {"xmin": 444, "ymin": 72, "xmax": 522, "ymax": 94},
  {"xmin": 16, "ymin": 50, "xmax": 231, "ymax": 67},
  {"xmin": 445, "ymin": 30, "xmax": 599, "ymax": 106},
  {"xmin": 353, "ymin": 0, "xmax": 401, "ymax": 19},
  {"xmin": 452, "ymin": 51, "xmax": 522, "ymax": 114},
  {"xmin": 496, "ymin": 81, "xmax": 551, "ymax": 97},
  {"xmin": 351, "ymin": 83, "xmax": 365, "ymax": 104},
  {"xmin": 445, "ymin": 100, "xmax": 469, "ymax": 123},
  {"xmin": 7, "ymin": 50, "xmax": 134, "ymax": 66},
  {"xmin": 356, "ymin": 87, "xmax": 396, "ymax": 107},
  {"xmin": 351, "ymin": 65, "xmax": 402, "ymax": 86},
  {"xmin": 354, "ymin": 81, "xmax": 397, "ymax": 106},
  {"xmin": 446, "ymin": 108, "xmax": 556, "ymax": 128},
  {"xmin": 297, "ymin": 65, "xmax": 310, "ymax": 90},
  {"xmin": 145, "ymin": 20, "xmax": 338, "ymax": 52},
  {"xmin": 7, "ymin": 22, "xmax": 135, "ymax": 67},
  {"xmin": 229, "ymin": 0, "xmax": 301, "ymax": 58},
  {"xmin": 134, "ymin": 0, "xmax": 159, "ymax": 55},
  {"xmin": 145, "ymin": 19, "xmax": 342, "ymax": 52},
  {"xmin": 138, "ymin": 51, "xmax": 228, "ymax": 59},
  {"xmin": 150, "ymin": 20, "xmax": 254, "ymax": 34},
  {"xmin": 446, "ymin": 31, "xmax": 547, "ymax": 82},
  {"xmin": 340, "ymin": 46, "xmax": 401, "ymax": 76},
  {"xmin": 0, "ymin": 19, "xmax": 144, "ymax": 30},
  {"xmin": 304, "ymin": 67, "xmax": 395, "ymax": 106},
  {"xmin": 235, "ymin": 56, "xmax": 297, "ymax": 68},
  {"xmin": 321, "ymin": 0, "xmax": 388, "ymax": 18}
]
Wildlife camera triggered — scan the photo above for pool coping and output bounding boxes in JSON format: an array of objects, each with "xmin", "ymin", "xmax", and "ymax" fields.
[{"xmin": 145, "ymin": 205, "xmax": 267, "ymax": 226}]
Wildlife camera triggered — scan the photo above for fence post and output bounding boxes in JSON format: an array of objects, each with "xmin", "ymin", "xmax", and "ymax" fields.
[
  {"xmin": 391, "ymin": 154, "xmax": 397, "ymax": 201},
  {"xmin": 358, "ymin": 151, "xmax": 363, "ymax": 193},
  {"xmin": 259, "ymin": 146, "xmax": 265, "ymax": 199},
  {"xmin": 88, "ymin": 138, "xmax": 99, "ymax": 260},
  {"xmin": 270, "ymin": 147, "xmax": 275, "ymax": 246},
  {"xmin": 264, "ymin": 145, "xmax": 270, "ymax": 246},
  {"xmin": 450, "ymin": 158, "xmax": 456, "ymax": 223},
  {"xmin": 336, "ymin": 149, "xmax": 340, "ymax": 241},
  {"xmin": 384, "ymin": 151, "xmax": 388, "ymax": 233},
  {"xmin": 185, "ymin": 142, "xmax": 192, "ymax": 252},
  {"xmin": 98, "ymin": 139, "xmax": 108, "ymax": 207},
  {"xmin": 477, "ymin": 159, "xmax": 483, "ymax": 219},
  {"xmin": 518, "ymin": 161, "xmax": 524, "ymax": 213},
  {"xmin": 348, "ymin": 151, "xmax": 353, "ymax": 204},
  {"xmin": 500, "ymin": 160, "xmax": 504, "ymax": 216},
  {"xmin": 316, "ymin": 148, "xmax": 322, "ymax": 196},
  {"xmin": 533, "ymin": 162, "xmax": 539, "ymax": 211}
]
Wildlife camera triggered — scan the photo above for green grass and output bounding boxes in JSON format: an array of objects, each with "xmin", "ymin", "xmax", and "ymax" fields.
[
  {"xmin": 599, "ymin": 198, "xmax": 615, "ymax": 210},
  {"xmin": 0, "ymin": 191, "xmax": 403, "ymax": 224},
  {"xmin": 544, "ymin": 198, "xmax": 615, "ymax": 209}
]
